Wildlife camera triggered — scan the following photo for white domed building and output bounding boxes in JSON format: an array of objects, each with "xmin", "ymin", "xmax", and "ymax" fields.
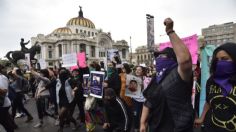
[{"xmin": 31, "ymin": 7, "xmax": 129, "ymax": 68}]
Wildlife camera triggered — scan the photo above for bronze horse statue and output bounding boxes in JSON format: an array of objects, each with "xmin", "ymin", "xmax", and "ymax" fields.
[{"xmin": 5, "ymin": 44, "xmax": 41, "ymax": 66}]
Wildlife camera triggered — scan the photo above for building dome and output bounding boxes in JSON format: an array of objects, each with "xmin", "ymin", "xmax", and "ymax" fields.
[
  {"xmin": 52, "ymin": 27, "xmax": 72, "ymax": 34},
  {"xmin": 66, "ymin": 7, "xmax": 95, "ymax": 29}
]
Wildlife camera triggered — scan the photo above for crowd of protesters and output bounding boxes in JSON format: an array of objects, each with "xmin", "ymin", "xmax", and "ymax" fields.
[{"xmin": 0, "ymin": 18, "xmax": 236, "ymax": 132}]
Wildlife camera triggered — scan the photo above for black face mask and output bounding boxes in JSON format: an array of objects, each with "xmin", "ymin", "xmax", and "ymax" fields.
[{"xmin": 59, "ymin": 72, "xmax": 69, "ymax": 82}]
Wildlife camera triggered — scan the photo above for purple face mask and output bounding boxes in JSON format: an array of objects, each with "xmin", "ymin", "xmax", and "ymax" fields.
[
  {"xmin": 155, "ymin": 57, "xmax": 177, "ymax": 83},
  {"xmin": 214, "ymin": 60, "xmax": 236, "ymax": 96}
]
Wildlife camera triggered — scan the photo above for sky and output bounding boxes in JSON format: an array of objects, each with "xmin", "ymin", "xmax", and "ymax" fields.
[{"xmin": 0, "ymin": 0, "xmax": 235, "ymax": 58}]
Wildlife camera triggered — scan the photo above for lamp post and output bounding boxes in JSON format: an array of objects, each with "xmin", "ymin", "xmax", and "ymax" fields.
[{"xmin": 130, "ymin": 36, "xmax": 132, "ymax": 64}]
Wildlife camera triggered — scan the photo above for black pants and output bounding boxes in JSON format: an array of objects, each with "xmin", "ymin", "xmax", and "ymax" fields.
[
  {"xmin": 132, "ymin": 99, "xmax": 143, "ymax": 129},
  {"xmin": 12, "ymin": 93, "xmax": 31, "ymax": 118},
  {"xmin": 71, "ymin": 96, "xmax": 85, "ymax": 123},
  {"xmin": 59, "ymin": 104, "xmax": 77, "ymax": 129},
  {"xmin": 36, "ymin": 96, "xmax": 50, "ymax": 120},
  {"xmin": 0, "ymin": 107, "xmax": 15, "ymax": 132}
]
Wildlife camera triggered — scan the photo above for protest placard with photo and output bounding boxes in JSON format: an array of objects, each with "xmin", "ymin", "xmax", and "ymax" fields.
[
  {"xmin": 90, "ymin": 71, "xmax": 105, "ymax": 98},
  {"xmin": 125, "ymin": 75, "xmax": 142, "ymax": 98},
  {"xmin": 83, "ymin": 74, "xmax": 90, "ymax": 97},
  {"xmin": 107, "ymin": 49, "xmax": 122, "ymax": 65}
]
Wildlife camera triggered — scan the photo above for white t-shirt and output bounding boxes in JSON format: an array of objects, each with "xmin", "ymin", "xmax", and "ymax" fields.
[{"xmin": 0, "ymin": 74, "xmax": 11, "ymax": 107}]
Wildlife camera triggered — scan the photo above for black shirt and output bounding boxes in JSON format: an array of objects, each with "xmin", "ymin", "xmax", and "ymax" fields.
[
  {"xmin": 203, "ymin": 79, "xmax": 236, "ymax": 132},
  {"xmin": 144, "ymin": 68, "xmax": 194, "ymax": 132}
]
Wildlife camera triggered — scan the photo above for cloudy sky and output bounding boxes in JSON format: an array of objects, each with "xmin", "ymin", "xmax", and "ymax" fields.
[{"xmin": 0, "ymin": 0, "xmax": 235, "ymax": 58}]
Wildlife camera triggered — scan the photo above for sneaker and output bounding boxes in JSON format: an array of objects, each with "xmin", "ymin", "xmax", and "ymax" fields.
[
  {"xmin": 15, "ymin": 113, "xmax": 23, "ymax": 118},
  {"xmin": 25, "ymin": 116, "xmax": 33, "ymax": 123},
  {"xmin": 54, "ymin": 119, "xmax": 60, "ymax": 126},
  {"xmin": 34, "ymin": 122, "xmax": 43, "ymax": 128}
]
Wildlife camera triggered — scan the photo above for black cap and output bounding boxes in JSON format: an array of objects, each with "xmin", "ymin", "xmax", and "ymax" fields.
[{"xmin": 154, "ymin": 47, "xmax": 177, "ymax": 61}]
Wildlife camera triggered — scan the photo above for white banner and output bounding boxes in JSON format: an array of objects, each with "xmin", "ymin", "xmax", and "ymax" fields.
[
  {"xmin": 38, "ymin": 59, "xmax": 47, "ymax": 69},
  {"xmin": 25, "ymin": 53, "xmax": 31, "ymax": 71},
  {"xmin": 62, "ymin": 53, "xmax": 77, "ymax": 67}
]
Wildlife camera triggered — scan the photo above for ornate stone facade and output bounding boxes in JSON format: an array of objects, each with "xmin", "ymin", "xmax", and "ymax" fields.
[
  {"xmin": 31, "ymin": 7, "xmax": 129, "ymax": 68},
  {"xmin": 133, "ymin": 45, "xmax": 154, "ymax": 66}
]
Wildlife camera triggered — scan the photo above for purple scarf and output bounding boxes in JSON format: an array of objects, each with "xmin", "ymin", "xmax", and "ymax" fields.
[
  {"xmin": 156, "ymin": 58, "xmax": 177, "ymax": 83},
  {"xmin": 214, "ymin": 60, "xmax": 236, "ymax": 96}
]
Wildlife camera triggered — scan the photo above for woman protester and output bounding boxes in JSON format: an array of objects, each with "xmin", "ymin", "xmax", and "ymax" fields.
[
  {"xmin": 56, "ymin": 68, "xmax": 78, "ymax": 132},
  {"xmin": 31, "ymin": 69, "xmax": 51, "ymax": 128},
  {"xmin": 119, "ymin": 63, "xmax": 133, "ymax": 108},
  {"xmin": 140, "ymin": 18, "xmax": 194, "ymax": 132},
  {"xmin": 133, "ymin": 65, "xmax": 146, "ymax": 132},
  {"xmin": 194, "ymin": 43, "xmax": 236, "ymax": 132}
]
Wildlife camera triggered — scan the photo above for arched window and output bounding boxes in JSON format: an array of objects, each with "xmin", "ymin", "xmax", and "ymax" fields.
[{"xmin": 76, "ymin": 29, "xmax": 78, "ymax": 33}]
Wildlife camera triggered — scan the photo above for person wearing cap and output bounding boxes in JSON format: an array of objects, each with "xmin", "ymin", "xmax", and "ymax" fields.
[
  {"xmin": 103, "ymin": 88, "xmax": 132, "ymax": 132},
  {"xmin": 140, "ymin": 18, "xmax": 194, "ymax": 132},
  {"xmin": 194, "ymin": 43, "xmax": 236, "ymax": 132}
]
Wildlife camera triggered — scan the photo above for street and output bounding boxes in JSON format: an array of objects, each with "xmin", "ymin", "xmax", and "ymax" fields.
[
  {"xmin": 0, "ymin": 98, "xmax": 103, "ymax": 132},
  {"xmin": 0, "ymin": 98, "xmax": 202, "ymax": 132}
]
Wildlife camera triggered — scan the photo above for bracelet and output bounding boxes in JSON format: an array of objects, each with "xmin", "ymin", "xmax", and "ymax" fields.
[{"xmin": 167, "ymin": 30, "xmax": 175, "ymax": 35}]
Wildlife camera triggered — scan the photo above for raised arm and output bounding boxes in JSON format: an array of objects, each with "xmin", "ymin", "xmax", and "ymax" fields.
[{"xmin": 164, "ymin": 18, "xmax": 192, "ymax": 81}]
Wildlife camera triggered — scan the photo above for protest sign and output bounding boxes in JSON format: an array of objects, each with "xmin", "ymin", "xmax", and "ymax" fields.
[
  {"xmin": 25, "ymin": 53, "xmax": 31, "ymax": 71},
  {"xmin": 83, "ymin": 74, "xmax": 90, "ymax": 97},
  {"xmin": 159, "ymin": 34, "xmax": 198, "ymax": 64},
  {"xmin": 90, "ymin": 71, "xmax": 105, "ymax": 98},
  {"xmin": 107, "ymin": 49, "xmax": 122, "ymax": 64},
  {"xmin": 62, "ymin": 53, "xmax": 77, "ymax": 67},
  {"xmin": 77, "ymin": 52, "xmax": 87, "ymax": 68},
  {"xmin": 125, "ymin": 75, "xmax": 142, "ymax": 98},
  {"xmin": 38, "ymin": 59, "xmax": 47, "ymax": 69}
]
